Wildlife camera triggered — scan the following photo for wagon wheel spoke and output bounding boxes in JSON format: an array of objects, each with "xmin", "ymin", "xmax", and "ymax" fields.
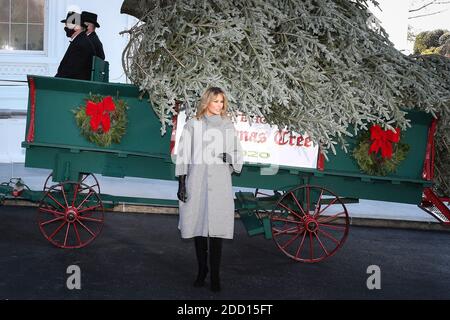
[
  {"xmin": 280, "ymin": 232, "xmax": 302, "ymax": 250},
  {"xmin": 40, "ymin": 216, "xmax": 65, "ymax": 226},
  {"xmin": 60, "ymin": 184, "xmax": 70, "ymax": 208},
  {"xmin": 295, "ymin": 230, "xmax": 308, "ymax": 259},
  {"xmin": 76, "ymin": 191, "xmax": 94, "ymax": 211},
  {"xmin": 48, "ymin": 220, "xmax": 67, "ymax": 240},
  {"xmin": 39, "ymin": 206, "xmax": 65, "ymax": 217},
  {"xmin": 272, "ymin": 224, "xmax": 300, "ymax": 233},
  {"xmin": 273, "ymin": 226, "xmax": 305, "ymax": 235},
  {"xmin": 309, "ymin": 232, "xmax": 314, "ymax": 261},
  {"xmin": 278, "ymin": 201, "xmax": 303, "ymax": 221},
  {"xmin": 78, "ymin": 216, "xmax": 103, "ymax": 223},
  {"xmin": 272, "ymin": 212, "xmax": 305, "ymax": 235},
  {"xmin": 73, "ymin": 222, "xmax": 82, "ymax": 247},
  {"xmin": 317, "ymin": 211, "xmax": 346, "ymax": 224},
  {"xmin": 43, "ymin": 172, "xmax": 53, "ymax": 191},
  {"xmin": 272, "ymin": 228, "xmax": 301, "ymax": 236},
  {"xmin": 306, "ymin": 186, "xmax": 311, "ymax": 214},
  {"xmin": 314, "ymin": 189, "xmax": 325, "ymax": 216},
  {"xmin": 63, "ymin": 222, "xmax": 71, "ymax": 247},
  {"xmin": 289, "ymin": 191, "xmax": 307, "ymax": 216},
  {"xmin": 46, "ymin": 193, "xmax": 66, "ymax": 211},
  {"xmin": 313, "ymin": 231, "xmax": 329, "ymax": 257},
  {"xmin": 319, "ymin": 223, "xmax": 347, "ymax": 231},
  {"xmin": 79, "ymin": 174, "xmax": 90, "ymax": 185},
  {"xmin": 271, "ymin": 216, "xmax": 303, "ymax": 224},
  {"xmin": 318, "ymin": 228, "xmax": 341, "ymax": 245},
  {"xmin": 72, "ymin": 183, "xmax": 80, "ymax": 207},
  {"xmin": 78, "ymin": 204, "xmax": 102, "ymax": 214},
  {"xmin": 78, "ymin": 173, "xmax": 101, "ymax": 194},
  {"xmin": 78, "ymin": 185, "xmax": 92, "ymax": 193},
  {"xmin": 76, "ymin": 219, "xmax": 97, "ymax": 237},
  {"xmin": 314, "ymin": 197, "xmax": 339, "ymax": 219}
]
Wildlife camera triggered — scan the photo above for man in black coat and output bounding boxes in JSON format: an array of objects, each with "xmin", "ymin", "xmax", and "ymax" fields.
[
  {"xmin": 55, "ymin": 12, "xmax": 95, "ymax": 81},
  {"xmin": 81, "ymin": 11, "xmax": 105, "ymax": 60}
]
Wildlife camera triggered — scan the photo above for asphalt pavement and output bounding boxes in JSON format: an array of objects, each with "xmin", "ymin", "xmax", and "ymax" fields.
[{"xmin": 1, "ymin": 205, "xmax": 450, "ymax": 300}]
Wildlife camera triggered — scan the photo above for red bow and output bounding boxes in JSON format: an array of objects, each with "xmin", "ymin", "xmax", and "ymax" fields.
[
  {"xmin": 369, "ymin": 125, "xmax": 400, "ymax": 159},
  {"xmin": 86, "ymin": 96, "xmax": 115, "ymax": 133}
]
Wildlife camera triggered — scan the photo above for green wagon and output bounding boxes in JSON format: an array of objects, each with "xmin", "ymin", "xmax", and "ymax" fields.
[{"xmin": 4, "ymin": 70, "xmax": 448, "ymax": 263}]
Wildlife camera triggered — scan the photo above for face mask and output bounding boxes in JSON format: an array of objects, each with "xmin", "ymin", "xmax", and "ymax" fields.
[{"xmin": 64, "ymin": 27, "xmax": 76, "ymax": 38}]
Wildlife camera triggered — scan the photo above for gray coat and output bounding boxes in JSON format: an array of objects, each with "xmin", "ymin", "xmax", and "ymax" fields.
[{"xmin": 175, "ymin": 114, "xmax": 243, "ymax": 239}]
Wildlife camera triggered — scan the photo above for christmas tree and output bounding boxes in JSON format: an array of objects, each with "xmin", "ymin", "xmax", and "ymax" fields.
[{"xmin": 121, "ymin": 0, "xmax": 449, "ymax": 195}]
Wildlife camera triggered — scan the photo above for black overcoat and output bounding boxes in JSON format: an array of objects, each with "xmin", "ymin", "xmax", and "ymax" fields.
[{"xmin": 55, "ymin": 32, "xmax": 95, "ymax": 80}]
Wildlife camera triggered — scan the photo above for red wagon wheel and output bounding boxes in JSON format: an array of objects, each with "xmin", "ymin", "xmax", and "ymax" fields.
[
  {"xmin": 43, "ymin": 172, "xmax": 100, "ymax": 194},
  {"xmin": 270, "ymin": 185, "xmax": 349, "ymax": 263},
  {"xmin": 38, "ymin": 181, "xmax": 104, "ymax": 249}
]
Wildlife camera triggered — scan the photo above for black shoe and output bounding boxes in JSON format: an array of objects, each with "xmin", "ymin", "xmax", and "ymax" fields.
[
  {"xmin": 210, "ymin": 280, "xmax": 221, "ymax": 292},
  {"xmin": 193, "ymin": 267, "xmax": 208, "ymax": 287},
  {"xmin": 193, "ymin": 279, "xmax": 205, "ymax": 287}
]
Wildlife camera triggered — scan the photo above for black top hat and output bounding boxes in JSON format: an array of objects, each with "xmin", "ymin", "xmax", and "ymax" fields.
[
  {"xmin": 60, "ymin": 11, "xmax": 81, "ymax": 25},
  {"xmin": 81, "ymin": 11, "xmax": 100, "ymax": 28}
]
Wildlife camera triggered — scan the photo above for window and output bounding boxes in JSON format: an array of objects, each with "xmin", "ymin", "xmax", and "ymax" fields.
[{"xmin": 0, "ymin": 0, "xmax": 45, "ymax": 51}]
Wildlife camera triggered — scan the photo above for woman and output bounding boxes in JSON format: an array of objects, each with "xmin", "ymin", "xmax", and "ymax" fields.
[{"xmin": 175, "ymin": 87, "xmax": 243, "ymax": 292}]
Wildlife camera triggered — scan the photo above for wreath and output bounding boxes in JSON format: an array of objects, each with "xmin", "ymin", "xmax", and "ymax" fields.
[
  {"xmin": 353, "ymin": 125, "xmax": 410, "ymax": 176},
  {"xmin": 73, "ymin": 94, "xmax": 128, "ymax": 147}
]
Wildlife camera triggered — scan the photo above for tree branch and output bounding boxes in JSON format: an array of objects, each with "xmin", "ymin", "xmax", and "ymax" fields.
[
  {"xmin": 409, "ymin": 1, "xmax": 436, "ymax": 13},
  {"xmin": 408, "ymin": 8, "xmax": 449, "ymax": 19}
]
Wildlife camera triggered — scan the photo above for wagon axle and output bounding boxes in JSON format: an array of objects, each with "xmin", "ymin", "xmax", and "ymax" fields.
[
  {"xmin": 65, "ymin": 207, "xmax": 78, "ymax": 223},
  {"xmin": 304, "ymin": 218, "xmax": 319, "ymax": 233}
]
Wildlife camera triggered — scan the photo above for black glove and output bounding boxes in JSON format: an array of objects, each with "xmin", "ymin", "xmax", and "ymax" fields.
[
  {"xmin": 219, "ymin": 153, "xmax": 232, "ymax": 164},
  {"xmin": 177, "ymin": 175, "xmax": 187, "ymax": 202}
]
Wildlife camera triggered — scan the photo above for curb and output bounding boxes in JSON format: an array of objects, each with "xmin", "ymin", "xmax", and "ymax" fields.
[{"xmin": 349, "ymin": 216, "xmax": 449, "ymax": 232}]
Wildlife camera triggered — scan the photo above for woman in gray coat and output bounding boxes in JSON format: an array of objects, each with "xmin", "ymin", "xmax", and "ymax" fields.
[{"xmin": 175, "ymin": 87, "xmax": 243, "ymax": 292}]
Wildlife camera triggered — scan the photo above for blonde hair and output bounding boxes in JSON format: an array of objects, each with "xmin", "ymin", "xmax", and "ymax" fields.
[{"xmin": 195, "ymin": 87, "xmax": 229, "ymax": 120}]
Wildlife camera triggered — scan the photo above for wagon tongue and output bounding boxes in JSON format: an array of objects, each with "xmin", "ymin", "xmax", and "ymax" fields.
[{"xmin": 420, "ymin": 188, "xmax": 450, "ymax": 225}]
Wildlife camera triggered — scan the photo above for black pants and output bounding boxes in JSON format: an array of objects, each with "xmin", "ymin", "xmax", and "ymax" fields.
[{"xmin": 194, "ymin": 236, "xmax": 222, "ymax": 290}]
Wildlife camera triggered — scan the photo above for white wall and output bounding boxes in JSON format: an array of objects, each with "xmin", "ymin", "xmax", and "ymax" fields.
[{"xmin": 0, "ymin": 119, "xmax": 26, "ymax": 162}]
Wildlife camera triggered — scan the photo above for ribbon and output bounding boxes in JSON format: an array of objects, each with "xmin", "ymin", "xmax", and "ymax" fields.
[
  {"xmin": 26, "ymin": 77, "xmax": 36, "ymax": 143},
  {"xmin": 85, "ymin": 96, "xmax": 115, "ymax": 133},
  {"xmin": 368, "ymin": 125, "xmax": 400, "ymax": 159},
  {"xmin": 422, "ymin": 118, "xmax": 438, "ymax": 180}
]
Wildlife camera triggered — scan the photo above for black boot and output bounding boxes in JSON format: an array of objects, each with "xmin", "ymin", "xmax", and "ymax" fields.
[
  {"xmin": 193, "ymin": 236, "xmax": 208, "ymax": 287},
  {"xmin": 209, "ymin": 237, "xmax": 222, "ymax": 292}
]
